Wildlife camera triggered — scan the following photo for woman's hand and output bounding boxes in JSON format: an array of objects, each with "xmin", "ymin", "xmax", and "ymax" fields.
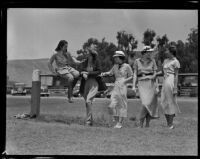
[
  {"xmin": 155, "ymin": 87, "xmax": 160, "ymax": 94},
  {"xmin": 83, "ymin": 73, "xmax": 88, "ymax": 80},
  {"xmin": 81, "ymin": 71, "xmax": 88, "ymax": 80},
  {"xmin": 173, "ymin": 87, "xmax": 178, "ymax": 95},
  {"xmin": 100, "ymin": 72, "xmax": 107, "ymax": 77},
  {"xmin": 81, "ymin": 71, "xmax": 88, "ymax": 75},
  {"xmin": 149, "ymin": 75, "xmax": 156, "ymax": 80},
  {"xmin": 132, "ymin": 86, "xmax": 136, "ymax": 93}
]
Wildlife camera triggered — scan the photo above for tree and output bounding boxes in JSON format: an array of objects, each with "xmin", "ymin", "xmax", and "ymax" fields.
[
  {"xmin": 82, "ymin": 38, "xmax": 98, "ymax": 51},
  {"xmin": 116, "ymin": 30, "xmax": 138, "ymax": 65},
  {"xmin": 142, "ymin": 29, "xmax": 156, "ymax": 48},
  {"xmin": 183, "ymin": 27, "xmax": 198, "ymax": 73},
  {"xmin": 77, "ymin": 37, "xmax": 117, "ymax": 73},
  {"xmin": 116, "ymin": 30, "xmax": 138, "ymax": 55},
  {"xmin": 187, "ymin": 27, "xmax": 198, "ymax": 59},
  {"xmin": 155, "ymin": 34, "xmax": 169, "ymax": 71}
]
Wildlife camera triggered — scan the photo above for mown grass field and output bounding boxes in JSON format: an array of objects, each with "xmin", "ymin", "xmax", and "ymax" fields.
[{"xmin": 6, "ymin": 95, "xmax": 197, "ymax": 155}]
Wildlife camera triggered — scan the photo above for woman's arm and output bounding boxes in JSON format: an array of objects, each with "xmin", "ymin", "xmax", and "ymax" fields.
[
  {"xmin": 123, "ymin": 75, "xmax": 133, "ymax": 84},
  {"xmin": 132, "ymin": 69, "xmax": 137, "ymax": 91},
  {"xmin": 101, "ymin": 65, "xmax": 115, "ymax": 76},
  {"xmin": 48, "ymin": 54, "xmax": 58, "ymax": 75},
  {"xmin": 173, "ymin": 68, "xmax": 179, "ymax": 94},
  {"xmin": 71, "ymin": 56, "xmax": 84, "ymax": 64}
]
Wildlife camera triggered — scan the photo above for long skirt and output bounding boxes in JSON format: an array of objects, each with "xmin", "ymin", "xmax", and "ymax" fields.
[
  {"xmin": 109, "ymin": 79, "xmax": 128, "ymax": 118},
  {"xmin": 83, "ymin": 78, "xmax": 99, "ymax": 104},
  {"xmin": 161, "ymin": 74, "xmax": 181, "ymax": 115},
  {"xmin": 138, "ymin": 79, "xmax": 159, "ymax": 118}
]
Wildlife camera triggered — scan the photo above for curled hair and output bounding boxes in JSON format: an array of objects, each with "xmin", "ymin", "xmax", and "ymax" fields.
[
  {"xmin": 55, "ymin": 40, "xmax": 68, "ymax": 52},
  {"xmin": 169, "ymin": 47, "xmax": 177, "ymax": 57},
  {"xmin": 118, "ymin": 55, "xmax": 126, "ymax": 62}
]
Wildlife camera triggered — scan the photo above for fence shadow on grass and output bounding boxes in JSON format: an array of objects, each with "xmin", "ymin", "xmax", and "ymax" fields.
[{"xmin": 34, "ymin": 114, "xmax": 111, "ymax": 128}]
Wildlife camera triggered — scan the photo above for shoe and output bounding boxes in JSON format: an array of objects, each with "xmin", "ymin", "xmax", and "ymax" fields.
[
  {"xmin": 114, "ymin": 123, "xmax": 122, "ymax": 129},
  {"xmin": 169, "ymin": 125, "xmax": 175, "ymax": 129},
  {"xmin": 68, "ymin": 99, "xmax": 73, "ymax": 103},
  {"xmin": 86, "ymin": 122, "xmax": 93, "ymax": 126}
]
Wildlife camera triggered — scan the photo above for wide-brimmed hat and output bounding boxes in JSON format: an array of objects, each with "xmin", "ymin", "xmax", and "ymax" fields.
[
  {"xmin": 141, "ymin": 46, "xmax": 154, "ymax": 53},
  {"xmin": 113, "ymin": 51, "xmax": 125, "ymax": 57}
]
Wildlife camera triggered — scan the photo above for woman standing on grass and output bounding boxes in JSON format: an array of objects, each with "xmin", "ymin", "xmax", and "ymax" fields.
[
  {"xmin": 132, "ymin": 46, "xmax": 159, "ymax": 128},
  {"xmin": 79, "ymin": 44, "xmax": 107, "ymax": 126},
  {"xmin": 101, "ymin": 51, "xmax": 133, "ymax": 129},
  {"xmin": 159, "ymin": 44, "xmax": 181, "ymax": 129}
]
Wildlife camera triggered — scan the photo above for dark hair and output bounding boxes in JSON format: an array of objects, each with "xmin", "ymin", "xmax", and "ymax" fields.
[
  {"xmin": 141, "ymin": 50, "xmax": 147, "ymax": 55},
  {"xmin": 169, "ymin": 46, "xmax": 177, "ymax": 57},
  {"xmin": 118, "ymin": 55, "xmax": 126, "ymax": 62},
  {"xmin": 55, "ymin": 40, "xmax": 68, "ymax": 52}
]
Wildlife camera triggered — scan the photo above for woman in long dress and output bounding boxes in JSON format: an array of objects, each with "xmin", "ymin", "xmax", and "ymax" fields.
[
  {"xmin": 132, "ymin": 46, "xmax": 159, "ymax": 128},
  {"xmin": 79, "ymin": 45, "xmax": 107, "ymax": 126},
  {"xmin": 160, "ymin": 45, "xmax": 181, "ymax": 129},
  {"xmin": 101, "ymin": 51, "xmax": 133, "ymax": 129}
]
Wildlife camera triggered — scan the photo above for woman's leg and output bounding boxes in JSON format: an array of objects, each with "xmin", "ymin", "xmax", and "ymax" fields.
[
  {"xmin": 168, "ymin": 114, "xmax": 175, "ymax": 129},
  {"xmin": 139, "ymin": 106, "xmax": 148, "ymax": 128},
  {"xmin": 64, "ymin": 73, "xmax": 74, "ymax": 102},
  {"xmin": 145, "ymin": 113, "xmax": 151, "ymax": 127},
  {"xmin": 164, "ymin": 114, "xmax": 170, "ymax": 126}
]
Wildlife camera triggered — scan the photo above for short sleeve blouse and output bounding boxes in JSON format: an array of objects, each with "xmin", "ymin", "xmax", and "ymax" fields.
[
  {"xmin": 163, "ymin": 57, "xmax": 180, "ymax": 75},
  {"xmin": 134, "ymin": 58, "xmax": 157, "ymax": 75}
]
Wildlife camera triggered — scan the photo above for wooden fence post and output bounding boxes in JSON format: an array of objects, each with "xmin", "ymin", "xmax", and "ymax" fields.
[{"xmin": 30, "ymin": 69, "xmax": 41, "ymax": 118}]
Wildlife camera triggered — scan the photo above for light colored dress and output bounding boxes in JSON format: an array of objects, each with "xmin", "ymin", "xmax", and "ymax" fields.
[
  {"xmin": 49, "ymin": 52, "xmax": 79, "ymax": 77},
  {"xmin": 161, "ymin": 57, "xmax": 181, "ymax": 115},
  {"xmin": 109, "ymin": 63, "xmax": 133, "ymax": 118},
  {"xmin": 83, "ymin": 66, "xmax": 99, "ymax": 104},
  {"xmin": 134, "ymin": 58, "xmax": 159, "ymax": 118}
]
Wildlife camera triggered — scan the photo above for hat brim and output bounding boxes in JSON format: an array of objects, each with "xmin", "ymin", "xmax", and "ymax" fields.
[
  {"xmin": 113, "ymin": 54, "xmax": 125, "ymax": 57},
  {"xmin": 142, "ymin": 49, "xmax": 154, "ymax": 53}
]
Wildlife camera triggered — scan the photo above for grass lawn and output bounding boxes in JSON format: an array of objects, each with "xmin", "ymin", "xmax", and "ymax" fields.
[{"xmin": 6, "ymin": 96, "xmax": 198, "ymax": 155}]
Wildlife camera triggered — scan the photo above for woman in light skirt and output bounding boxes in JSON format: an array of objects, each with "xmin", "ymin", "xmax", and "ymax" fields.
[
  {"xmin": 101, "ymin": 51, "xmax": 133, "ymax": 128},
  {"xmin": 132, "ymin": 46, "xmax": 159, "ymax": 128},
  {"xmin": 159, "ymin": 44, "xmax": 181, "ymax": 129}
]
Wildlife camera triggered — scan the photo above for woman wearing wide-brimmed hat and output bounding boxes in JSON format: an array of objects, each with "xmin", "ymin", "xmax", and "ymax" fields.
[
  {"xmin": 132, "ymin": 46, "xmax": 159, "ymax": 128},
  {"xmin": 101, "ymin": 51, "xmax": 133, "ymax": 128},
  {"xmin": 159, "ymin": 44, "xmax": 181, "ymax": 129},
  {"xmin": 79, "ymin": 44, "xmax": 107, "ymax": 126}
]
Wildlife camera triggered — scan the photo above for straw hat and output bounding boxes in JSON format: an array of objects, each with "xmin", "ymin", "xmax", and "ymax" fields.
[{"xmin": 113, "ymin": 51, "xmax": 125, "ymax": 57}]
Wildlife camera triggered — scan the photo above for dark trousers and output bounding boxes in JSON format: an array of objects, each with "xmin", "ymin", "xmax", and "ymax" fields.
[{"xmin": 86, "ymin": 102, "xmax": 93, "ymax": 125}]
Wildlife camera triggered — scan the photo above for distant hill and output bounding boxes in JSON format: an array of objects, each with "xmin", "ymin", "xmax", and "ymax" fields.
[{"xmin": 7, "ymin": 58, "xmax": 51, "ymax": 87}]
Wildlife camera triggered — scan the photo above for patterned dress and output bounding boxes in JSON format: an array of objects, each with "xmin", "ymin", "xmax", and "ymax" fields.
[
  {"xmin": 161, "ymin": 57, "xmax": 181, "ymax": 115},
  {"xmin": 134, "ymin": 58, "xmax": 159, "ymax": 118},
  {"xmin": 108, "ymin": 63, "xmax": 133, "ymax": 118}
]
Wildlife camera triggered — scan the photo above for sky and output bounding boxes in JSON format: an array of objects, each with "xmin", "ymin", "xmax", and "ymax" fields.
[{"xmin": 7, "ymin": 9, "xmax": 198, "ymax": 60}]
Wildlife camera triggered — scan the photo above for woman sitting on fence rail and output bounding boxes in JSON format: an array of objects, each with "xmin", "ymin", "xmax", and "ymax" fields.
[{"xmin": 48, "ymin": 40, "xmax": 83, "ymax": 103}]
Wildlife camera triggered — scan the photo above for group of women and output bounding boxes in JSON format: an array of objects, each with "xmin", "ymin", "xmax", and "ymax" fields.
[{"xmin": 48, "ymin": 40, "xmax": 181, "ymax": 129}]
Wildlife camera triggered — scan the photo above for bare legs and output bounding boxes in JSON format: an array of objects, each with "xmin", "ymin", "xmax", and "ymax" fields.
[{"xmin": 138, "ymin": 106, "xmax": 151, "ymax": 128}]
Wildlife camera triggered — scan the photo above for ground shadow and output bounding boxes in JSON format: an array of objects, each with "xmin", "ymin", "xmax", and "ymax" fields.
[{"xmin": 33, "ymin": 113, "xmax": 112, "ymax": 128}]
